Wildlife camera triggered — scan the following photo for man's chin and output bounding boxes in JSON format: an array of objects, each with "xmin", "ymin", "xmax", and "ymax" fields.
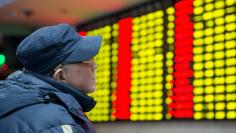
[{"xmin": 86, "ymin": 86, "xmax": 96, "ymax": 94}]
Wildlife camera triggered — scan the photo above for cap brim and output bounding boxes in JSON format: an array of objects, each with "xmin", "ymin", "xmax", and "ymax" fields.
[{"xmin": 63, "ymin": 36, "xmax": 102, "ymax": 63}]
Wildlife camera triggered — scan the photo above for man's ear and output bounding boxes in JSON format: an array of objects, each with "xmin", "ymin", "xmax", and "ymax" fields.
[{"xmin": 53, "ymin": 69, "xmax": 66, "ymax": 81}]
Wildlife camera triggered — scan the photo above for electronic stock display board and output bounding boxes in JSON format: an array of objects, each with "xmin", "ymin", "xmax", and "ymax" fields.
[{"xmin": 77, "ymin": 0, "xmax": 236, "ymax": 122}]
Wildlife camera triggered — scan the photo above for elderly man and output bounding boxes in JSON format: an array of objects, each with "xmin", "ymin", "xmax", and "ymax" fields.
[{"xmin": 0, "ymin": 23, "xmax": 102, "ymax": 133}]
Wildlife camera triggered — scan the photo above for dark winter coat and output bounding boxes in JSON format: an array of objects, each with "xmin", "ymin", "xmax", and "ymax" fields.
[{"xmin": 0, "ymin": 70, "xmax": 96, "ymax": 133}]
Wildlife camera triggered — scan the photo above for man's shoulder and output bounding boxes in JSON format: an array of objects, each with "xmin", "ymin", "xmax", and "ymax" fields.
[{"xmin": 0, "ymin": 103, "xmax": 77, "ymax": 132}]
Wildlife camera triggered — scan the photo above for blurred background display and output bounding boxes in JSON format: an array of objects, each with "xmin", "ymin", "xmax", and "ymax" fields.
[{"xmin": 77, "ymin": 0, "xmax": 235, "ymax": 122}]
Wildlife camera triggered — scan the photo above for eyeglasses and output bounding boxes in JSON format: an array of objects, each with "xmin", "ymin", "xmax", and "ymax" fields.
[
  {"xmin": 79, "ymin": 59, "xmax": 97, "ymax": 69},
  {"xmin": 59, "ymin": 58, "xmax": 97, "ymax": 70},
  {"xmin": 51, "ymin": 59, "xmax": 96, "ymax": 77}
]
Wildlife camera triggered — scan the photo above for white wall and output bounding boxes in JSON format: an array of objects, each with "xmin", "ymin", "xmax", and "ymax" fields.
[{"xmin": 94, "ymin": 121, "xmax": 236, "ymax": 133}]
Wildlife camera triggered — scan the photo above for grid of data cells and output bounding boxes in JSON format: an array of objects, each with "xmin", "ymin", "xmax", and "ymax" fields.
[
  {"xmin": 193, "ymin": 0, "xmax": 236, "ymax": 120},
  {"xmin": 130, "ymin": 10, "xmax": 165, "ymax": 121}
]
